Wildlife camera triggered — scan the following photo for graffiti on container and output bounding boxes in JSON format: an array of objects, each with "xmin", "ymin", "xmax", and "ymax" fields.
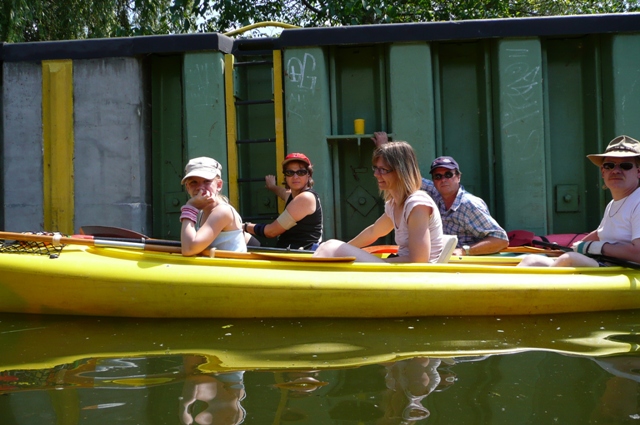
[
  {"xmin": 501, "ymin": 48, "xmax": 544, "ymax": 168},
  {"xmin": 502, "ymin": 49, "xmax": 541, "ymax": 130},
  {"xmin": 285, "ymin": 53, "xmax": 318, "ymax": 121},
  {"xmin": 286, "ymin": 53, "xmax": 317, "ymax": 91}
]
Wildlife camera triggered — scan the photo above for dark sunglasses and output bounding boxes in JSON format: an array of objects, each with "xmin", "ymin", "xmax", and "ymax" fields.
[
  {"xmin": 372, "ymin": 165, "xmax": 394, "ymax": 175},
  {"xmin": 432, "ymin": 171, "xmax": 456, "ymax": 180},
  {"xmin": 284, "ymin": 169, "xmax": 309, "ymax": 177},
  {"xmin": 602, "ymin": 162, "xmax": 635, "ymax": 171}
]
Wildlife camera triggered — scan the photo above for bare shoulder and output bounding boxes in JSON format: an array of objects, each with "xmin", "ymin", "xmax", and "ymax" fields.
[{"xmin": 289, "ymin": 191, "xmax": 316, "ymax": 206}]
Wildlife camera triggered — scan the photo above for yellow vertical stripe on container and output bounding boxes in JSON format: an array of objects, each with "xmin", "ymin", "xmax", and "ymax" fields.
[
  {"xmin": 224, "ymin": 54, "xmax": 239, "ymax": 207},
  {"xmin": 42, "ymin": 60, "xmax": 74, "ymax": 234},
  {"xmin": 273, "ymin": 50, "xmax": 286, "ymax": 213}
]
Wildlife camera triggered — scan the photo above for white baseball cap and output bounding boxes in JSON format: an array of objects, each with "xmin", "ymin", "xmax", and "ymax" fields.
[{"xmin": 181, "ymin": 157, "xmax": 222, "ymax": 184}]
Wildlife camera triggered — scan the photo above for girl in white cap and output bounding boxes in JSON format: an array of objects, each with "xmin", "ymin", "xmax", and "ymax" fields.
[{"xmin": 180, "ymin": 157, "xmax": 247, "ymax": 255}]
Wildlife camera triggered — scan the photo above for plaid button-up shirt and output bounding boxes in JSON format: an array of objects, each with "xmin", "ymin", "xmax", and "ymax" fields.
[{"xmin": 421, "ymin": 178, "xmax": 508, "ymax": 247}]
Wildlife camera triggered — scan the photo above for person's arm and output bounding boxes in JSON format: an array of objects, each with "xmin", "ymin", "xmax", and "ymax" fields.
[
  {"xmin": 452, "ymin": 198, "xmax": 509, "ymax": 255},
  {"xmin": 246, "ymin": 191, "xmax": 316, "ymax": 238},
  {"xmin": 580, "ymin": 230, "xmax": 599, "ymax": 242},
  {"xmin": 386, "ymin": 204, "xmax": 432, "ymax": 263},
  {"xmin": 453, "ymin": 236, "xmax": 508, "ymax": 256},
  {"xmin": 265, "ymin": 174, "xmax": 289, "ymax": 201},
  {"xmin": 589, "ymin": 238, "xmax": 640, "ymax": 262},
  {"xmin": 181, "ymin": 205, "xmax": 233, "ymax": 256},
  {"xmin": 348, "ymin": 213, "xmax": 394, "ymax": 248}
]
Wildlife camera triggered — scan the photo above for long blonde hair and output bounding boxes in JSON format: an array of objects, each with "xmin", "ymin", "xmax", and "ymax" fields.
[{"xmin": 373, "ymin": 141, "xmax": 422, "ymax": 204}]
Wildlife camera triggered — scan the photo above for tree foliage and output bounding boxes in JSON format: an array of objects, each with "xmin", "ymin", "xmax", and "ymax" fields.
[{"xmin": 2, "ymin": 0, "xmax": 639, "ymax": 42}]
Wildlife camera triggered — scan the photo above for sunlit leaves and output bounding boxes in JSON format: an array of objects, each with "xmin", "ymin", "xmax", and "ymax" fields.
[{"xmin": 1, "ymin": 0, "xmax": 639, "ymax": 42}]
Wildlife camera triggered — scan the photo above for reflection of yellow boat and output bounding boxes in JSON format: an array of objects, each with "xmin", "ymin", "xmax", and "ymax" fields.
[
  {"xmin": 1, "ymin": 310, "xmax": 639, "ymax": 376},
  {"xmin": 1, "ymin": 245, "xmax": 640, "ymax": 317}
]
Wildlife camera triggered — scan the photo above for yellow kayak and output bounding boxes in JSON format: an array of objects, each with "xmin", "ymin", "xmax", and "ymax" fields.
[{"xmin": 0, "ymin": 244, "xmax": 639, "ymax": 317}]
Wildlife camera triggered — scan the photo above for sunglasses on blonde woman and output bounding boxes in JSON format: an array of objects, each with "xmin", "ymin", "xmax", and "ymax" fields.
[
  {"xmin": 284, "ymin": 169, "xmax": 309, "ymax": 177},
  {"xmin": 602, "ymin": 162, "xmax": 635, "ymax": 171}
]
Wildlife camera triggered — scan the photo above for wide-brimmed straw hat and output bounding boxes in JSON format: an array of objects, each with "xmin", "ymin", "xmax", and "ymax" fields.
[
  {"xmin": 181, "ymin": 157, "xmax": 222, "ymax": 184},
  {"xmin": 587, "ymin": 135, "xmax": 640, "ymax": 166}
]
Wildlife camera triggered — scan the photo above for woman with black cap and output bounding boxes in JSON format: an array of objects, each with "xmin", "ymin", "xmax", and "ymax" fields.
[{"xmin": 244, "ymin": 153, "xmax": 323, "ymax": 250}]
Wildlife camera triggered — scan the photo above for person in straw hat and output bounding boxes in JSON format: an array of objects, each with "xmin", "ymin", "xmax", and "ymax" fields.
[
  {"xmin": 519, "ymin": 135, "xmax": 640, "ymax": 267},
  {"xmin": 179, "ymin": 157, "xmax": 247, "ymax": 255}
]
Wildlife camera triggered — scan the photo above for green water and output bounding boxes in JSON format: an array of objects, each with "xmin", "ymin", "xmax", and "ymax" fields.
[{"xmin": 0, "ymin": 311, "xmax": 639, "ymax": 424}]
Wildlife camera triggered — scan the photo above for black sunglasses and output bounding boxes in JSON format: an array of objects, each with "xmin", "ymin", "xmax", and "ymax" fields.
[
  {"xmin": 284, "ymin": 169, "xmax": 309, "ymax": 177},
  {"xmin": 432, "ymin": 171, "xmax": 456, "ymax": 180},
  {"xmin": 602, "ymin": 162, "xmax": 635, "ymax": 171}
]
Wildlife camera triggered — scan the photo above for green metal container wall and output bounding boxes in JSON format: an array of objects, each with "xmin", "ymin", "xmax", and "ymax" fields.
[
  {"xmin": 235, "ymin": 57, "xmax": 279, "ymax": 225},
  {"xmin": 330, "ymin": 45, "xmax": 389, "ymax": 242},
  {"xmin": 145, "ymin": 30, "xmax": 640, "ymax": 243},
  {"xmin": 151, "ymin": 51, "xmax": 228, "ymax": 240},
  {"xmin": 544, "ymin": 36, "xmax": 600, "ymax": 234},
  {"xmin": 283, "ymin": 47, "xmax": 335, "ymax": 240},
  {"xmin": 387, "ymin": 43, "xmax": 435, "ymax": 175},
  {"xmin": 151, "ymin": 55, "xmax": 184, "ymax": 240},
  {"xmin": 435, "ymin": 41, "xmax": 496, "ymax": 212}
]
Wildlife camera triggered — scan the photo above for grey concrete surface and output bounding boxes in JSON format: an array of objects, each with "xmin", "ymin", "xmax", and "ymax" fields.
[
  {"xmin": 2, "ymin": 62, "xmax": 44, "ymax": 232},
  {"xmin": 73, "ymin": 58, "xmax": 151, "ymax": 235}
]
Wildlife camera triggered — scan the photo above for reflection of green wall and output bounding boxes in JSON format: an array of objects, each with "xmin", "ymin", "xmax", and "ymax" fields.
[{"xmin": 433, "ymin": 352, "xmax": 608, "ymax": 424}]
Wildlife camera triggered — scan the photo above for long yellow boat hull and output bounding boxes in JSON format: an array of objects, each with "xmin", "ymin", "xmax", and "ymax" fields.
[{"xmin": 0, "ymin": 245, "xmax": 639, "ymax": 317}]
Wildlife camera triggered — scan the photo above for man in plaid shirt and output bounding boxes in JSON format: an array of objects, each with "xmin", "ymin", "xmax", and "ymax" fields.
[{"xmin": 373, "ymin": 132, "xmax": 508, "ymax": 256}]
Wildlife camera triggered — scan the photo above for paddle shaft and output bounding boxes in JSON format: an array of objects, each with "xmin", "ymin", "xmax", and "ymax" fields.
[
  {"xmin": 0, "ymin": 231, "xmax": 254, "ymax": 259},
  {"xmin": 531, "ymin": 239, "xmax": 640, "ymax": 269},
  {"xmin": 77, "ymin": 235, "xmax": 315, "ymax": 254},
  {"xmin": 0, "ymin": 231, "xmax": 352, "ymax": 261}
]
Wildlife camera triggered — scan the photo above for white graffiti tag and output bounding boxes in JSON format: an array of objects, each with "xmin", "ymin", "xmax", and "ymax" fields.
[{"xmin": 286, "ymin": 53, "xmax": 317, "ymax": 91}]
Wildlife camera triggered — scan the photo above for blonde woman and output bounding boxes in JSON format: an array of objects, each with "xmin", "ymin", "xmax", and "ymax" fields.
[
  {"xmin": 180, "ymin": 157, "xmax": 247, "ymax": 255},
  {"xmin": 314, "ymin": 141, "xmax": 444, "ymax": 263}
]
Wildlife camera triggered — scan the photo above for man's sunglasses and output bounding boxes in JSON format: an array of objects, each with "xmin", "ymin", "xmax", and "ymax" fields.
[
  {"xmin": 602, "ymin": 162, "xmax": 635, "ymax": 171},
  {"xmin": 284, "ymin": 169, "xmax": 309, "ymax": 177},
  {"xmin": 432, "ymin": 171, "xmax": 457, "ymax": 180}
]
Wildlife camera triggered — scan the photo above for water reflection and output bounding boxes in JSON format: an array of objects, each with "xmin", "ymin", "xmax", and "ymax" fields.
[
  {"xmin": 1, "ymin": 310, "xmax": 640, "ymax": 424},
  {"xmin": 179, "ymin": 366, "xmax": 245, "ymax": 425},
  {"xmin": 378, "ymin": 357, "xmax": 451, "ymax": 424}
]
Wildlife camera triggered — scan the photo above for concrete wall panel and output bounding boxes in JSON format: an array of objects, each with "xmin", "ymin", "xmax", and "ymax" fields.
[
  {"xmin": 3, "ymin": 62, "xmax": 44, "ymax": 232},
  {"xmin": 73, "ymin": 58, "xmax": 151, "ymax": 235}
]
